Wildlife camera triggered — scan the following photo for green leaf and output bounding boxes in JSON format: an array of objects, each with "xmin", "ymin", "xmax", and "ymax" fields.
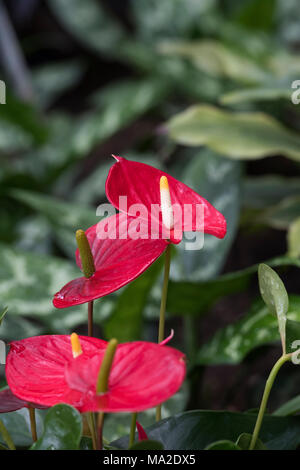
[
  {"xmin": 261, "ymin": 196, "xmax": 300, "ymax": 229},
  {"xmin": 20, "ymin": 113, "xmax": 76, "ymax": 179},
  {"xmin": 197, "ymin": 296, "xmax": 300, "ymax": 365},
  {"xmin": 112, "ymin": 410, "xmax": 300, "ymax": 450},
  {"xmin": 70, "ymin": 161, "xmax": 112, "ymax": 205},
  {"xmin": 79, "ymin": 436, "xmax": 93, "ymax": 450},
  {"xmin": 287, "ymin": 217, "xmax": 300, "ymax": 257},
  {"xmin": 11, "ymin": 189, "xmax": 98, "ymax": 232},
  {"xmin": 0, "ymin": 243, "xmax": 113, "ymax": 334},
  {"xmin": 167, "ymin": 105, "xmax": 300, "ymax": 162},
  {"xmin": 132, "ymin": 0, "xmax": 212, "ymax": 42},
  {"xmin": 159, "ymin": 40, "xmax": 269, "ymax": 84},
  {"xmin": 14, "ymin": 215, "xmax": 52, "ymax": 255},
  {"xmin": 242, "ymin": 176, "xmax": 300, "ymax": 210},
  {"xmin": 0, "ymin": 243, "xmax": 88, "ymax": 325},
  {"xmin": 47, "ymin": 0, "xmax": 125, "ymax": 56},
  {"xmin": 258, "ymin": 264, "xmax": 289, "ymax": 318},
  {"xmin": 274, "ymin": 395, "xmax": 300, "ymax": 417},
  {"xmin": 205, "ymin": 440, "xmax": 241, "ymax": 450},
  {"xmin": 0, "ymin": 119, "xmax": 33, "ymax": 153},
  {"xmin": 31, "ymin": 405, "xmax": 82, "ymax": 450},
  {"xmin": 10, "ymin": 189, "xmax": 100, "ymax": 256},
  {"xmin": 129, "ymin": 440, "xmax": 164, "ymax": 450},
  {"xmin": 278, "ymin": 1, "xmax": 300, "ymax": 46},
  {"xmin": 0, "ymin": 307, "xmax": 8, "ymax": 326},
  {"xmin": 220, "ymin": 86, "xmax": 292, "ymax": 105},
  {"xmin": 0, "ymin": 419, "xmax": 15, "ymax": 450},
  {"xmin": 0, "ymin": 409, "xmax": 45, "ymax": 448},
  {"xmin": 90, "ymin": 78, "xmax": 168, "ymax": 111},
  {"xmin": 21, "ymin": 79, "xmax": 167, "ymax": 181},
  {"xmin": 0, "ymin": 92, "xmax": 48, "ymax": 147},
  {"xmin": 0, "ymin": 315, "xmax": 44, "ymax": 341},
  {"xmin": 258, "ymin": 264, "xmax": 288, "ymax": 352},
  {"xmin": 71, "ymin": 79, "xmax": 168, "ymax": 158},
  {"xmin": 236, "ymin": 0, "xmax": 276, "ymax": 31},
  {"xmin": 104, "ymin": 258, "xmax": 163, "ymax": 341},
  {"xmin": 235, "ymin": 433, "xmax": 266, "ymax": 450},
  {"xmin": 167, "ymin": 257, "xmax": 300, "ymax": 317},
  {"xmin": 32, "ymin": 61, "xmax": 84, "ymax": 108},
  {"xmin": 167, "ymin": 269, "xmax": 250, "ymax": 316}
]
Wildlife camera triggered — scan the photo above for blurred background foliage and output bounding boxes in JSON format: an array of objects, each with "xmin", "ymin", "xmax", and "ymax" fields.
[{"xmin": 1, "ymin": 0, "xmax": 300, "ymax": 430}]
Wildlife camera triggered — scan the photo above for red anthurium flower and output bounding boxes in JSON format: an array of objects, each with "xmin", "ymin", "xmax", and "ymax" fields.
[
  {"xmin": 6, "ymin": 335, "xmax": 186, "ymax": 413},
  {"xmin": 105, "ymin": 156, "xmax": 226, "ymax": 242},
  {"xmin": 53, "ymin": 212, "xmax": 167, "ymax": 308},
  {"xmin": 6, "ymin": 335, "xmax": 105, "ymax": 407},
  {"xmin": 0, "ymin": 387, "xmax": 47, "ymax": 413}
]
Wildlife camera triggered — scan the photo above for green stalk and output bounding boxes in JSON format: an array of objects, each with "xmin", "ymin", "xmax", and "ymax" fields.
[
  {"xmin": 88, "ymin": 301, "xmax": 94, "ymax": 337},
  {"xmin": 0, "ymin": 418, "xmax": 15, "ymax": 450},
  {"xmin": 129, "ymin": 413, "xmax": 137, "ymax": 448},
  {"xmin": 249, "ymin": 354, "xmax": 291, "ymax": 450},
  {"xmin": 86, "ymin": 412, "xmax": 97, "ymax": 450},
  {"xmin": 97, "ymin": 412, "xmax": 105, "ymax": 450},
  {"xmin": 28, "ymin": 407, "xmax": 37, "ymax": 442},
  {"xmin": 95, "ymin": 339, "xmax": 118, "ymax": 450},
  {"xmin": 157, "ymin": 245, "xmax": 171, "ymax": 343},
  {"xmin": 156, "ymin": 244, "xmax": 171, "ymax": 422}
]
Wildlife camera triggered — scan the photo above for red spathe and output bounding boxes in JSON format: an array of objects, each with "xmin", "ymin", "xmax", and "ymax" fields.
[
  {"xmin": 106, "ymin": 156, "xmax": 227, "ymax": 239},
  {"xmin": 53, "ymin": 213, "xmax": 167, "ymax": 308},
  {"xmin": 6, "ymin": 335, "xmax": 186, "ymax": 413}
]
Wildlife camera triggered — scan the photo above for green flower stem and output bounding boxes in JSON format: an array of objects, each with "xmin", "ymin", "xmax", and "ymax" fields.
[
  {"xmin": 0, "ymin": 418, "xmax": 16, "ymax": 450},
  {"xmin": 129, "ymin": 412, "xmax": 137, "ymax": 448},
  {"xmin": 86, "ymin": 412, "xmax": 97, "ymax": 450},
  {"xmin": 28, "ymin": 407, "xmax": 37, "ymax": 442},
  {"xmin": 97, "ymin": 412, "xmax": 105, "ymax": 450},
  {"xmin": 156, "ymin": 244, "xmax": 171, "ymax": 422},
  {"xmin": 88, "ymin": 301, "xmax": 94, "ymax": 337},
  {"xmin": 249, "ymin": 353, "xmax": 292, "ymax": 450},
  {"xmin": 158, "ymin": 244, "xmax": 171, "ymax": 344},
  {"xmin": 95, "ymin": 339, "xmax": 118, "ymax": 449}
]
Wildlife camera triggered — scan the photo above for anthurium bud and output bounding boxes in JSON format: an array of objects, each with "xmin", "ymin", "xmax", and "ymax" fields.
[
  {"xmin": 160, "ymin": 176, "xmax": 174, "ymax": 230},
  {"xmin": 96, "ymin": 339, "xmax": 118, "ymax": 394},
  {"xmin": 76, "ymin": 229, "xmax": 95, "ymax": 278},
  {"xmin": 70, "ymin": 333, "xmax": 82, "ymax": 358}
]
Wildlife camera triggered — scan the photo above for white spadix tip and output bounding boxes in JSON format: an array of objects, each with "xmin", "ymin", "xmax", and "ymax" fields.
[{"xmin": 160, "ymin": 176, "xmax": 174, "ymax": 230}]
